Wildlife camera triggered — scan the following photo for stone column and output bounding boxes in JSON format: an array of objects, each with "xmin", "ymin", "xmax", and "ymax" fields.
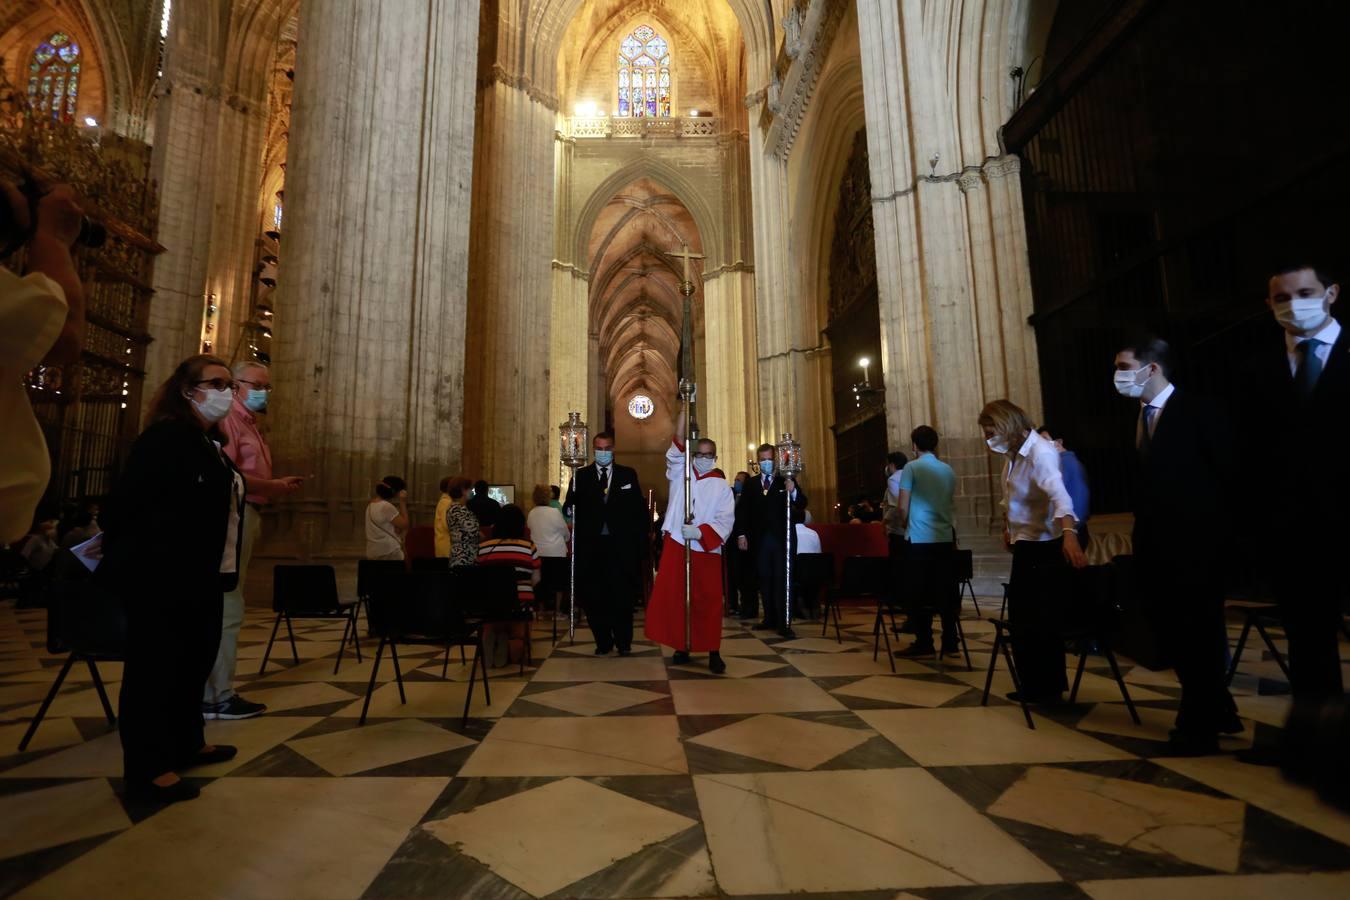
[
  {"xmin": 748, "ymin": 113, "xmax": 835, "ymax": 509},
  {"xmin": 147, "ymin": 18, "xmax": 271, "ymax": 406},
  {"xmin": 460, "ymin": 69, "xmax": 558, "ymax": 495},
  {"xmin": 856, "ymin": 0, "xmax": 1042, "ymax": 534},
  {"xmin": 268, "ymin": 0, "xmax": 480, "ymax": 554},
  {"xmin": 548, "ymin": 124, "xmax": 590, "ymax": 484}
]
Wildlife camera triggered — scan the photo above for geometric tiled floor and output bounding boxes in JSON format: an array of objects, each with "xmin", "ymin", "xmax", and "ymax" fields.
[{"xmin": 1, "ymin": 597, "xmax": 1348, "ymax": 898}]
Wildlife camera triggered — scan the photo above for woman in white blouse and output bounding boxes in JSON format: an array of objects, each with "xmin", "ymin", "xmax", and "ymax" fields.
[
  {"xmin": 527, "ymin": 483, "xmax": 570, "ymax": 612},
  {"xmin": 979, "ymin": 400, "xmax": 1087, "ymax": 705}
]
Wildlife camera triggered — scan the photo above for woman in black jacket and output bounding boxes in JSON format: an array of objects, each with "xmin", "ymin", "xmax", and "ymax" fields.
[{"xmin": 99, "ymin": 354, "xmax": 246, "ymax": 803}]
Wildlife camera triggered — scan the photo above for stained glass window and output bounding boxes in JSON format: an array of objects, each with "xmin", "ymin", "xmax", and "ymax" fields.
[
  {"xmin": 28, "ymin": 33, "xmax": 82, "ymax": 123},
  {"xmin": 616, "ymin": 25, "xmax": 671, "ymax": 118}
]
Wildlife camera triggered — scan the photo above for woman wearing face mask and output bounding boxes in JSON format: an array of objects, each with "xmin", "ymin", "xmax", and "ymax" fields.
[
  {"xmin": 98, "ymin": 355, "xmax": 247, "ymax": 804},
  {"xmin": 978, "ymin": 399, "xmax": 1087, "ymax": 705}
]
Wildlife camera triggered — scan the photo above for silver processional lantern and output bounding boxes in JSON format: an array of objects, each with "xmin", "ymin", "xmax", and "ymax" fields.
[
  {"xmin": 776, "ymin": 432, "xmax": 803, "ymax": 638},
  {"xmin": 559, "ymin": 412, "xmax": 588, "ymax": 644}
]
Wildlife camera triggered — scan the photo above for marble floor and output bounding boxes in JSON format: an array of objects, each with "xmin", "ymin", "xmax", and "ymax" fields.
[{"xmin": 1, "ymin": 597, "xmax": 1348, "ymax": 898}]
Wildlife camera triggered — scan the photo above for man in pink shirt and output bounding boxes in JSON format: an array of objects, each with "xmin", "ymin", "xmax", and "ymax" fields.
[{"xmin": 204, "ymin": 361, "xmax": 303, "ymax": 719}]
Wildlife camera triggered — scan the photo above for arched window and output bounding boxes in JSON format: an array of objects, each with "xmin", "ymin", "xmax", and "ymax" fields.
[
  {"xmin": 616, "ymin": 25, "xmax": 671, "ymax": 118},
  {"xmin": 28, "ymin": 33, "xmax": 82, "ymax": 123}
]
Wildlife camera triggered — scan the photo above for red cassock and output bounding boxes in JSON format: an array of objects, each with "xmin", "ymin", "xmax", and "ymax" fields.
[
  {"xmin": 644, "ymin": 439, "xmax": 736, "ymax": 652},
  {"xmin": 646, "ymin": 532, "xmax": 726, "ymax": 651}
]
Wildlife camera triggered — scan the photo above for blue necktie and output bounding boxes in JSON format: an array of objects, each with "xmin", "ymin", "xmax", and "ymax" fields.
[
  {"xmin": 1138, "ymin": 405, "xmax": 1157, "ymax": 455},
  {"xmin": 1295, "ymin": 339, "xmax": 1324, "ymax": 398}
]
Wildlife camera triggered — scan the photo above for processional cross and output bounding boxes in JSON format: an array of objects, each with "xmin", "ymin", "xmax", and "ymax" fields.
[{"xmin": 668, "ymin": 242, "xmax": 703, "ymax": 656}]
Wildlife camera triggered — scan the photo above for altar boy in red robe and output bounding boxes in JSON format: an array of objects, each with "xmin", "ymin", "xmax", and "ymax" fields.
[{"xmin": 645, "ymin": 409, "xmax": 736, "ymax": 673}]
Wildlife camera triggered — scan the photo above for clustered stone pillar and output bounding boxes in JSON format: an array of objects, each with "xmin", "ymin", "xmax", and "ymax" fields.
[
  {"xmin": 268, "ymin": 0, "xmax": 480, "ymax": 554},
  {"xmin": 856, "ymin": 0, "xmax": 1043, "ymax": 533},
  {"xmin": 147, "ymin": 13, "xmax": 274, "ymax": 406},
  {"xmin": 460, "ymin": 68, "xmax": 558, "ymax": 497}
]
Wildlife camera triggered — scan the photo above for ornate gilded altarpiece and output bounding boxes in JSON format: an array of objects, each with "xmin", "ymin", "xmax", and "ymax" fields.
[{"xmin": 1, "ymin": 70, "xmax": 162, "ymax": 513}]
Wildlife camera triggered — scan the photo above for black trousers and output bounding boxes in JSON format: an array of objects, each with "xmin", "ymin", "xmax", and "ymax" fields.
[
  {"xmin": 1007, "ymin": 539, "xmax": 1069, "ymax": 698},
  {"xmin": 119, "ymin": 586, "xmax": 223, "ymax": 782},
  {"xmin": 1138, "ymin": 554, "xmax": 1237, "ymax": 737},
  {"xmin": 1275, "ymin": 551, "xmax": 1345, "ymax": 700},
  {"xmin": 579, "ymin": 534, "xmax": 636, "ymax": 652},
  {"xmin": 729, "ymin": 544, "xmax": 759, "ymax": 618},
  {"xmin": 888, "ymin": 534, "xmax": 908, "ymax": 608},
  {"xmin": 756, "ymin": 537, "xmax": 789, "ymax": 626},
  {"xmin": 905, "ymin": 542, "xmax": 958, "ymax": 648}
]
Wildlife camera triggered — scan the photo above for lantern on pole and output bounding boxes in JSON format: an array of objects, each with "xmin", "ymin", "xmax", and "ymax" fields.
[
  {"xmin": 559, "ymin": 412, "xmax": 589, "ymax": 644},
  {"xmin": 776, "ymin": 432, "xmax": 804, "ymax": 638}
]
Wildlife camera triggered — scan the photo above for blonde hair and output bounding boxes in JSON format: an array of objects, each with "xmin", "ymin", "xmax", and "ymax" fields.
[
  {"xmin": 531, "ymin": 484, "xmax": 551, "ymax": 507},
  {"xmin": 978, "ymin": 399, "xmax": 1035, "ymax": 440}
]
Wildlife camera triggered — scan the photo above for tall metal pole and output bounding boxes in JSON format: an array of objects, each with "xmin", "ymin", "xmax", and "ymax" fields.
[
  {"xmin": 559, "ymin": 412, "xmax": 588, "ymax": 646},
  {"xmin": 784, "ymin": 483, "xmax": 793, "ymax": 636},
  {"xmin": 681, "ymin": 380, "xmax": 694, "ymax": 653},
  {"xmin": 669, "ymin": 243, "xmax": 702, "ymax": 655}
]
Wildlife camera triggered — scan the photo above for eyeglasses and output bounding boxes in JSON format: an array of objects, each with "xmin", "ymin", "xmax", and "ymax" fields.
[
  {"xmin": 237, "ymin": 380, "xmax": 273, "ymax": 393},
  {"xmin": 194, "ymin": 379, "xmax": 239, "ymax": 393},
  {"xmin": 693, "ymin": 452, "xmax": 717, "ymax": 460}
]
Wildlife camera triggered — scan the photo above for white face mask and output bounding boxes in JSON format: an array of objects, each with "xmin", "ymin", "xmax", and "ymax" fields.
[
  {"xmin": 1113, "ymin": 367, "xmax": 1149, "ymax": 399},
  {"xmin": 192, "ymin": 387, "xmax": 234, "ymax": 423},
  {"xmin": 1273, "ymin": 295, "xmax": 1330, "ymax": 333},
  {"xmin": 985, "ymin": 436, "xmax": 1010, "ymax": 455},
  {"xmin": 693, "ymin": 457, "xmax": 716, "ymax": 475}
]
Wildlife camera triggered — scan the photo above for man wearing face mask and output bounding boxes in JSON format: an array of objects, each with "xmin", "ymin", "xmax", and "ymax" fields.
[
  {"xmin": 645, "ymin": 407, "xmax": 736, "ymax": 672},
  {"xmin": 564, "ymin": 430, "xmax": 646, "ymax": 655},
  {"xmin": 732, "ymin": 443, "xmax": 809, "ymax": 637},
  {"xmin": 207, "ymin": 361, "xmax": 304, "ymax": 720},
  {"xmin": 1256, "ymin": 265, "xmax": 1347, "ymax": 705},
  {"xmin": 1114, "ymin": 336, "xmax": 1239, "ymax": 755}
]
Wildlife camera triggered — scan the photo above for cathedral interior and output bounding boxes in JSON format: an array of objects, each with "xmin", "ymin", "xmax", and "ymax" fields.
[{"xmin": 1, "ymin": 0, "xmax": 1348, "ymax": 897}]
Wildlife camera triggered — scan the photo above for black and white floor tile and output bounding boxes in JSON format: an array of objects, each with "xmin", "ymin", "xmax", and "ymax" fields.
[{"xmin": 0, "ymin": 596, "xmax": 1348, "ymax": 898}]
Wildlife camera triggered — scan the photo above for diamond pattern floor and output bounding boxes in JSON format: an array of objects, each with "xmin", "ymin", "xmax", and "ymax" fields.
[{"xmin": 1, "ymin": 594, "xmax": 1348, "ymax": 898}]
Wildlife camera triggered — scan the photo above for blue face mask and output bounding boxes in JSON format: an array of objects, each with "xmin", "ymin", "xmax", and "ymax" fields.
[
  {"xmin": 758, "ymin": 460, "xmax": 775, "ymax": 477},
  {"xmin": 594, "ymin": 449, "xmax": 614, "ymax": 467},
  {"xmin": 244, "ymin": 389, "xmax": 269, "ymax": 412},
  {"xmin": 732, "ymin": 481, "xmax": 743, "ymax": 494}
]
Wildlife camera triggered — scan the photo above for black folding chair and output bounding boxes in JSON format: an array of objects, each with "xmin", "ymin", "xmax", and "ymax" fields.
[
  {"xmin": 457, "ymin": 565, "xmax": 534, "ymax": 674},
  {"xmin": 259, "ymin": 565, "xmax": 362, "ymax": 675},
  {"xmin": 19, "ymin": 557, "xmax": 123, "ymax": 751},
  {"xmin": 357, "ymin": 559, "xmax": 405, "ymax": 638},
  {"xmin": 795, "ymin": 552, "xmax": 833, "ymax": 623},
  {"xmin": 358, "ymin": 569, "xmax": 489, "ymax": 726},
  {"xmin": 982, "ymin": 563, "xmax": 1140, "ymax": 730},
  {"xmin": 1225, "ymin": 601, "xmax": 1291, "ymax": 684},
  {"xmin": 539, "ymin": 556, "xmax": 570, "ymax": 644},
  {"xmin": 954, "ymin": 549, "xmax": 982, "ymax": 616},
  {"xmin": 820, "ymin": 556, "xmax": 885, "ymax": 643}
]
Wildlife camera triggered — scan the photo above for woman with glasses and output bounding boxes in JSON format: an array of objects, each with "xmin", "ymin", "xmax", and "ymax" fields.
[{"xmin": 98, "ymin": 355, "xmax": 248, "ymax": 804}]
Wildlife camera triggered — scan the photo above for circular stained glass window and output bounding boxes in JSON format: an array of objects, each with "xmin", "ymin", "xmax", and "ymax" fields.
[{"xmin": 628, "ymin": 394, "xmax": 655, "ymax": 420}]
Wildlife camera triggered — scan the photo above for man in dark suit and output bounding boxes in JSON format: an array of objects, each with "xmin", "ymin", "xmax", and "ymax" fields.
[
  {"xmin": 563, "ymin": 430, "xmax": 646, "ymax": 654},
  {"xmin": 732, "ymin": 443, "xmax": 808, "ymax": 638},
  {"xmin": 726, "ymin": 471, "xmax": 758, "ymax": 620},
  {"xmin": 1115, "ymin": 335, "xmax": 1239, "ymax": 756},
  {"xmin": 1256, "ymin": 265, "xmax": 1346, "ymax": 701}
]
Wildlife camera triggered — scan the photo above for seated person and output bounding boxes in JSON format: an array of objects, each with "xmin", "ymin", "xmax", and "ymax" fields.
[{"xmin": 476, "ymin": 504, "xmax": 540, "ymax": 666}]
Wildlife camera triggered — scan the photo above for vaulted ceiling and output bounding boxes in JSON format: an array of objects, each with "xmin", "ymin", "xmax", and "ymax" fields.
[{"xmin": 587, "ymin": 176, "xmax": 703, "ymax": 415}]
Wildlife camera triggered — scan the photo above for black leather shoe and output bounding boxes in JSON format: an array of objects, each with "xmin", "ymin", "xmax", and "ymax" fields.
[
  {"xmin": 617, "ymin": 647, "xmax": 632, "ymax": 657},
  {"xmin": 593, "ymin": 646, "xmax": 612, "ymax": 656},
  {"xmin": 672, "ymin": 650, "xmax": 692, "ymax": 665},
  {"xmin": 893, "ymin": 643, "xmax": 936, "ymax": 659},
  {"xmin": 125, "ymin": 779, "xmax": 201, "ymax": 804},
  {"xmin": 1219, "ymin": 713, "xmax": 1245, "ymax": 735},
  {"xmin": 708, "ymin": 652, "xmax": 727, "ymax": 674},
  {"xmin": 777, "ymin": 626, "xmax": 798, "ymax": 640},
  {"xmin": 179, "ymin": 744, "xmax": 238, "ymax": 769},
  {"xmin": 1235, "ymin": 745, "xmax": 1283, "ymax": 767}
]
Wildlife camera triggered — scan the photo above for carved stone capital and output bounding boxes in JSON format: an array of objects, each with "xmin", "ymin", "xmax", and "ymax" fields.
[
  {"xmin": 957, "ymin": 171, "xmax": 984, "ymax": 193},
  {"xmin": 482, "ymin": 64, "xmax": 560, "ymax": 112},
  {"xmin": 983, "ymin": 155, "xmax": 1022, "ymax": 180}
]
